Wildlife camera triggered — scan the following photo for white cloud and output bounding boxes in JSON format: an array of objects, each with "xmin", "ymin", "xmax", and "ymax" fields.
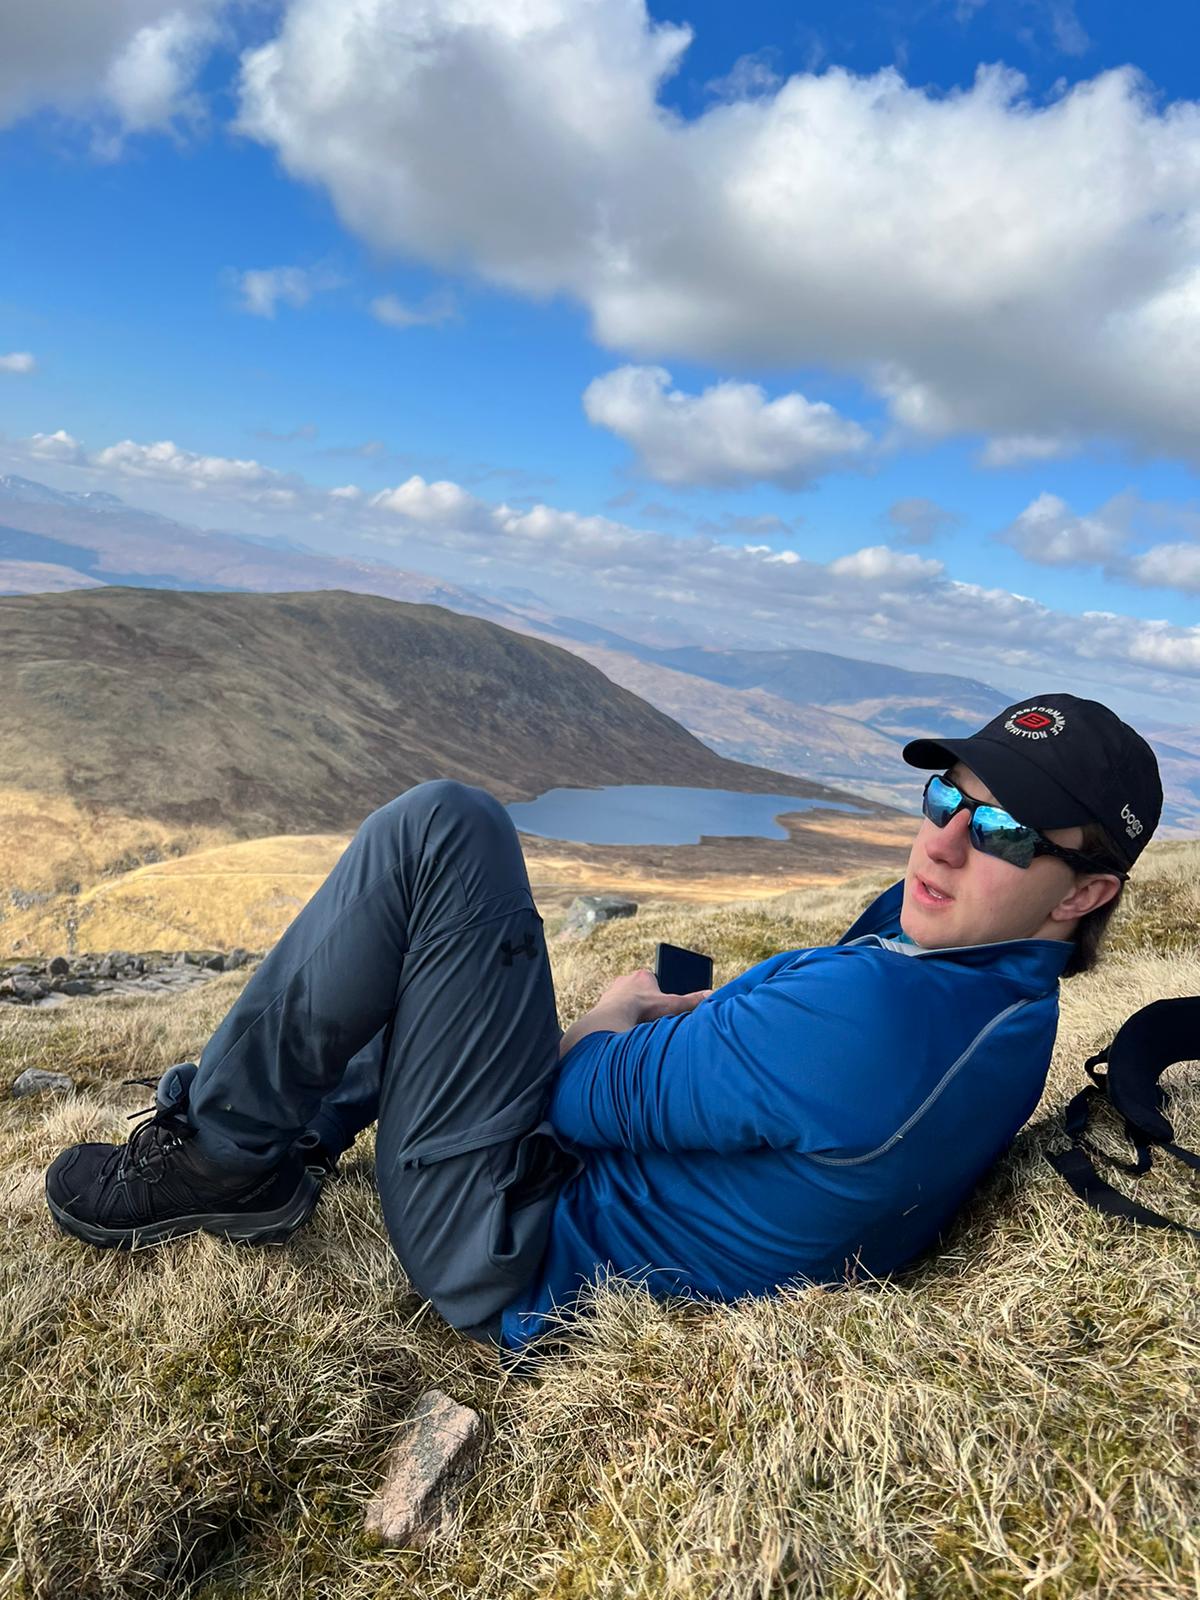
[
  {"xmin": 0, "ymin": 0, "xmax": 223, "ymax": 137},
  {"xmin": 235, "ymin": 265, "xmax": 342, "ymax": 317},
  {"xmin": 27, "ymin": 429, "xmax": 85, "ymax": 463},
  {"xmin": 1125, "ymin": 621, "xmax": 1200, "ymax": 672},
  {"xmin": 999, "ymin": 492, "xmax": 1129, "ymax": 566},
  {"xmin": 1128, "ymin": 543, "xmax": 1200, "ymax": 595},
  {"xmin": 235, "ymin": 0, "xmax": 1200, "ymax": 464},
  {"xmin": 0, "ymin": 352, "xmax": 36, "ymax": 375},
  {"xmin": 827, "ymin": 545, "xmax": 944, "ymax": 583},
  {"xmin": 369, "ymin": 475, "xmax": 486, "ymax": 525},
  {"xmin": 102, "ymin": 10, "xmax": 219, "ymax": 136},
  {"xmin": 978, "ymin": 433, "xmax": 1078, "ymax": 467},
  {"xmin": 582, "ymin": 365, "xmax": 871, "ymax": 487},
  {"xmin": 370, "ymin": 291, "xmax": 457, "ymax": 330},
  {"xmin": 91, "ymin": 437, "xmax": 286, "ymax": 492}
]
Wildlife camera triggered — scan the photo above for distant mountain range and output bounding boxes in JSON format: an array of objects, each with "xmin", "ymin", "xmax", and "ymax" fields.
[{"xmin": 2, "ymin": 472, "xmax": 1196, "ymax": 836}]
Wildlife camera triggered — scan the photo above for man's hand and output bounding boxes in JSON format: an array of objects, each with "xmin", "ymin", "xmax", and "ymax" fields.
[{"xmin": 558, "ymin": 968, "xmax": 713, "ymax": 1059}]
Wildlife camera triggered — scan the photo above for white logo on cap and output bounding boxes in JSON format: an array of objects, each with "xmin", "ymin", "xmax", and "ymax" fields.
[
  {"xmin": 1121, "ymin": 803, "xmax": 1143, "ymax": 839},
  {"xmin": 1004, "ymin": 704, "xmax": 1066, "ymax": 740}
]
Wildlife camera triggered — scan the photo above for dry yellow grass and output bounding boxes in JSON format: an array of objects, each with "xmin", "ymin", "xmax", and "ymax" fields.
[
  {"xmin": 4, "ymin": 833, "xmax": 353, "ymax": 957},
  {"xmin": 1, "ymin": 841, "xmax": 1197, "ymax": 1598},
  {"xmin": 3, "ymin": 811, "xmax": 917, "ymax": 956},
  {"xmin": 0, "ymin": 787, "xmax": 234, "ymax": 955}
]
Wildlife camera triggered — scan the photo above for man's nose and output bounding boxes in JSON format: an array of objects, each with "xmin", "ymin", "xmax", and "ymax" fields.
[{"xmin": 926, "ymin": 807, "xmax": 972, "ymax": 863}]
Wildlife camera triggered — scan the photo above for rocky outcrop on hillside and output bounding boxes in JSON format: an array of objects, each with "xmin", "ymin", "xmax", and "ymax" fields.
[{"xmin": 0, "ymin": 948, "xmax": 258, "ymax": 1007}]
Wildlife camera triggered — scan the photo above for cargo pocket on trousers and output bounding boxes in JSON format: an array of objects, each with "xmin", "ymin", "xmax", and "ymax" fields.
[{"xmin": 485, "ymin": 1120, "xmax": 585, "ymax": 1278}]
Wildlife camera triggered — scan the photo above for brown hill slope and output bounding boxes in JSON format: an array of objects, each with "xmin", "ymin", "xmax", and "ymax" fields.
[{"xmin": 0, "ymin": 586, "xmax": 894, "ymax": 838}]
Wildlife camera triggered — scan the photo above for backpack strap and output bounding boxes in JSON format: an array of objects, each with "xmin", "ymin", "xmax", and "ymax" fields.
[{"xmin": 1045, "ymin": 998, "xmax": 1200, "ymax": 1240}]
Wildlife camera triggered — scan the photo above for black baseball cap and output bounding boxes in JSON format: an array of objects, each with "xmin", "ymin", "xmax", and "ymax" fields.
[{"xmin": 902, "ymin": 693, "xmax": 1162, "ymax": 871}]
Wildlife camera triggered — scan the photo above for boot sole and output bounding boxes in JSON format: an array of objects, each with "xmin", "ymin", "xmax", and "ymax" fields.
[{"xmin": 46, "ymin": 1168, "xmax": 325, "ymax": 1250}]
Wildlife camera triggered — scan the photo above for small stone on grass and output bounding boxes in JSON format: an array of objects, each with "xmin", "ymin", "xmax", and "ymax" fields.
[
  {"xmin": 12, "ymin": 1069, "xmax": 75, "ymax": 1098},
  {"xmin": 363, "ymin": 1387, "xmax": 488, "ymax": 1549}
]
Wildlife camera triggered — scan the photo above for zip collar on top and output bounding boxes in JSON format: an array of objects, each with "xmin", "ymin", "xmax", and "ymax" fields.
[{"xmin": 837, "ymin": 878, "xmax": 1073, "ymax": 986}]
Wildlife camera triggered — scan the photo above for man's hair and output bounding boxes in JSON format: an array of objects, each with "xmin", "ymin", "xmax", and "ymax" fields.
[{"xmin": 1060, "ymin": 819, "xmax": 1127, "ymax": 979}]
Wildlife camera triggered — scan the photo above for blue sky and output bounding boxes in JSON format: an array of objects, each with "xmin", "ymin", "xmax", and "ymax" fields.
[{"xmin": 1, "ymin": 0, "xmax": 1199, "ymax": 725}]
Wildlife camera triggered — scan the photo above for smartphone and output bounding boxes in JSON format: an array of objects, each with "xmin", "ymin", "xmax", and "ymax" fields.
[{"xmin": 654, "ymin": 941, "xmax": 714, "ymax": 996}]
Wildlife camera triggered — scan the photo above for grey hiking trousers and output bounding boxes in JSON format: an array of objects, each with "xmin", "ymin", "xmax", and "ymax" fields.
[{"xmin": 182, "ymin": 779, "xmax": 585, "ymax": 1343}]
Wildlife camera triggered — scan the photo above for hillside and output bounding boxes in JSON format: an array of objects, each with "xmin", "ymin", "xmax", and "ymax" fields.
[
  {"xmin": 0, "ymin": 586, "xmax": 889, "ymax": 840},
  {"xmin": 2, "ymin": 839, "xmax": 1196, "ymax": 1597}
]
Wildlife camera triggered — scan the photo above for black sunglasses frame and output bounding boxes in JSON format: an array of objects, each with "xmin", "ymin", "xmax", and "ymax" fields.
[{"xmin": 923, "ymin": 773, "xmax": 1129, "ymax": 881}]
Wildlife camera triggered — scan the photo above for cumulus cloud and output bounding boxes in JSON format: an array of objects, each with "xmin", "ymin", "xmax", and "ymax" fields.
[
  {"xmin": 233, "ymin": 1, "xmax": 1200, "ymax": 465},
  {"xmin": 101, "ymin": 9, "xmax": 220, "ymax": 137},
  {"xmin": 582, "ymin": 366, "xmax": 871, "ymax": 487},
  {"xmin": 0, "ymin": 352, "xmax": 37, "ymax": 375},
  {"xmin": 999, "ymin": 491, "xmax": 1130, "ymax": 567},
  {"xmin": 89, "ymin": 438, "xmax": 286, "ymax": 492},
  {"xmin": 1128, "ymin": 544, "xmax": 1200, "ymax": 595},
  {"xmin": 827, "ymin": 545, "xmax": 944, "ymax": 583},
  {"xmin": 370, "ymin": 291, "xmax": 458, "ymax": 330},
  {"xmin": 369, "ymin": 475, "xmax": 486, "ymax": 525},
  {"xmin": 1, "ymin": 0, "xmax": 223, "ymax": 137},
  {"xmin": 1125, "ymin": 622, "xmax": 1200, "ymax": 672},
  {"xmin": 26, "ymin": 429, "xmax": 85, "ymax": 463},
  {"xmin": 884, "ymin": 497, "xmax": 962, "ymax": 546},
  {"xmin": 235, "ymin": 265, "xmax": 343, "ymax": 317},
  {"xmin": 996, "ymin": 488, "xmax": 1200, "ymax": 598}
]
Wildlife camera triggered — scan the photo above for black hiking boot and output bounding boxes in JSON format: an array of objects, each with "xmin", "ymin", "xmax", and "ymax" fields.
[{"xmin": 45, "ymin": 1070, "xmax": 329, "ymax": 1250}]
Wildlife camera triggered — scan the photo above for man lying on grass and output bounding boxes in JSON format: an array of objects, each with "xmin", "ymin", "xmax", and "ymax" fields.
[{"xmin": 44, "ymin": 692, "xmax": 1162, "ymax": 1360}]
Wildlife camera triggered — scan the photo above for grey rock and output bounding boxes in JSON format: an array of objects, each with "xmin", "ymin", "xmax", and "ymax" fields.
[
  {"xmin": 12, "ymin": 1068, "xmax": 74, "ymax": 1097},
  {"xmin": 10, "ymin": 977, "xmax": 48, "ymax": 1001},
  {"xmin": 203, "ymin": 953, "xmax": 226, "ymax": 972},
  {"xmin": 225, "ymin": 947, "xmax": 251, "ymax": 971},
  {"xmin": 364, "ymin": 1388, "xmax": 488, "ymax": 1549},
  {"xmin": 558, "ymin": 894, "xmax": 639, "ymax": 939},
  {"xmin": 9, "ymin": 889, "xmax": 51, "ymax": 911},
  {"xmin": 48, "ymin": 956, "xmax": 70, "ymax": 977}
]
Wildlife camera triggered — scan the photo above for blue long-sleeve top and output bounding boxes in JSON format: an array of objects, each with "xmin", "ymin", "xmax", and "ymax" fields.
[{"xmin": 499, "ymin": 878, "xmax": 1073, "ymax": 1351}]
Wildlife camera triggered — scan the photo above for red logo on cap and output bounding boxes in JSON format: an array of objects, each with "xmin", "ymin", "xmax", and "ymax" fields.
[{"xmin": 1014, "ymin": 712, "xmax": 1052, "ymax": 730}]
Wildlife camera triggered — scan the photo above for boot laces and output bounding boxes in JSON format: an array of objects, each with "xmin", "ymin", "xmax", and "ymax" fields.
[{"xmin": 115, "ymin": 1078, "xmax": 197, "ymax": 1185}]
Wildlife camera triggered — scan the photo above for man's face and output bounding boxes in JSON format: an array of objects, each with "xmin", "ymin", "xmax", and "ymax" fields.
[{"xmin": 900, "ymin": 761, "xmax": 1113, "ymax": 949}]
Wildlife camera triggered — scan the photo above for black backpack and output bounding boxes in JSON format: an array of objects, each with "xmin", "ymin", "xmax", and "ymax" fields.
[{"xmin": 1046, "ymin": 996, "xmax": 1200, "ymax": 1239}]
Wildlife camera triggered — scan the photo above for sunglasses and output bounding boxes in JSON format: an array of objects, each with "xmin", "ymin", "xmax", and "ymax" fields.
[{"xmin": 922, "ymin": 773, "xmax": 1128, "ymax": 879}]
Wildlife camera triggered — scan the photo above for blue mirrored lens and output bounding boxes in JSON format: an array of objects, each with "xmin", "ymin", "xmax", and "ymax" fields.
[
  {"xmin": 924, "ymin": 774, "xmax": 958, "ymax": 823},
  {"xmin": 972, "ymin": 804, "xmax": 1037, "ymax": 867},
  {"xmin": 924, "ymin": 774, "xmax": 1037, "ymax": 867}
]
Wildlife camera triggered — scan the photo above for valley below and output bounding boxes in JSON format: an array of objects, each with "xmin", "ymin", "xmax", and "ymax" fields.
[{"xmin": 0, "ymin": 788, "xmax": 917, "ymax": 958}]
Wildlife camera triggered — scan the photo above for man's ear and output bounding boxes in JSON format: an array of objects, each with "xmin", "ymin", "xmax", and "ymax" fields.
[{"xmin": 1053, "ymin": 874, "xmax": 1122, "ymax": 921}]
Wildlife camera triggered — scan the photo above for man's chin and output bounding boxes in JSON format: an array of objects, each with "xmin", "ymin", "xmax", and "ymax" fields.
[{"xmin": 900, "ymin": 896, "xmax": 953, "ymax": 947}]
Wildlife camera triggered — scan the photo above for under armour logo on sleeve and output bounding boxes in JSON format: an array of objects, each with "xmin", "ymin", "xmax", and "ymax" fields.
[{"xmin": 500, "ymin": 933, "xmax": 538, "ymax": 965}]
